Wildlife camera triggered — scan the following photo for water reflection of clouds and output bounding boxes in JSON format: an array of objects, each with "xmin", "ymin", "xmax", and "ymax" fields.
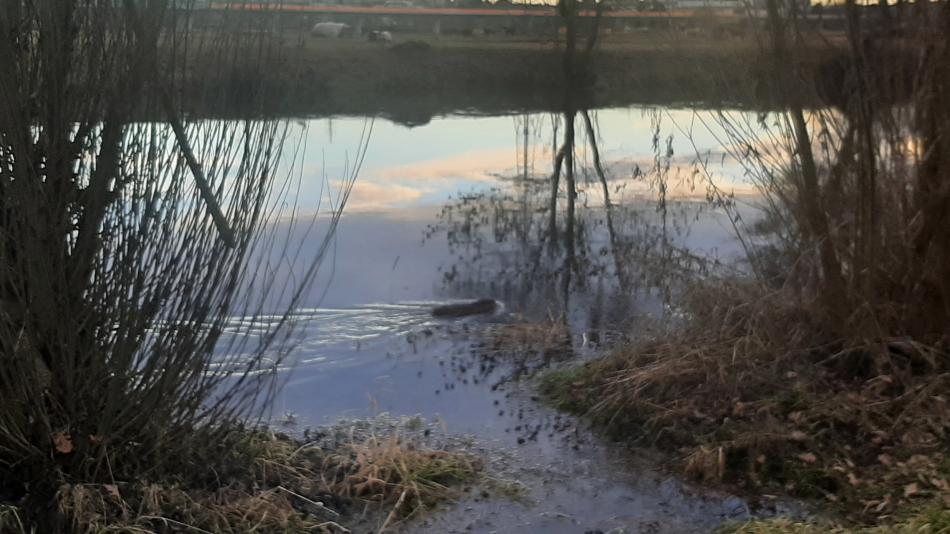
[
  {"xmin": 341, "ymin": 180, "xmax": 426, "ymax": 212},
  {"xmin": 574, "ymin": 149, "xmax": 760, "ymax": 202},
  {"xmin": 297, "ymin": 109, "xmax": 771, "ymax": 213},
  {"xmin": 374, "ymin": 147, "xmax": 510, "ymax": 184},
  {"xmin": 340, "ymin": 147, "xmax": 520, "ymax": 211}
]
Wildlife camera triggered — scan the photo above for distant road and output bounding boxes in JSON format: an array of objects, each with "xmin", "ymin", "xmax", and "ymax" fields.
[{"xmin": 208, "ymin": 2, "xmax": 740, "ymax": 19}]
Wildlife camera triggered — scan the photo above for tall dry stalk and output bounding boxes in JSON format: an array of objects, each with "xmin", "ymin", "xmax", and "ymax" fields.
[{"xmin": 763, "ymin": 0, "xmax": 848, "ymax": 319}]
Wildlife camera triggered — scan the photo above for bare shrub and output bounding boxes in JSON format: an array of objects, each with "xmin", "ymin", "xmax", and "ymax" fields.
[
  {"xmin": 711, "ymin": 0, "xmax": 950, "ymax": 339},
  {"xmin": 0, "ymin": 1, "xmax": 363, "ymax": 526}
]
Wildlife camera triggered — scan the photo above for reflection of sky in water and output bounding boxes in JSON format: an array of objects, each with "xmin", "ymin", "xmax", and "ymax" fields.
[
  {"xmin": 240, "ymin": 107, "xmax": 771, "ymax": 310},
  {"xmin": 295, "ymin": 108, "xmax": 763, "ymax": 214},
  {"xmin": 217, "ymin": 107, "xmax": 776, "ymax": 362}
]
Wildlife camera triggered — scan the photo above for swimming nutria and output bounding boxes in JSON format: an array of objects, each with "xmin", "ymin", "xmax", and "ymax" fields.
[{"xmin": 431, "ymin": 299, "xmax": 498, "ymax": 318}]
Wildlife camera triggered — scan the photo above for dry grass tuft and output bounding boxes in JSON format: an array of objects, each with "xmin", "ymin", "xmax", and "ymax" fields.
[
  {"xmin": 4, "ymin": 426, "xmax": 481, "ymax": 533},
  {"xmin": 323, "ymin": 434, "xmax": 482, "ymax": 521},
  {"xmin": 0, "ymin": 504, "xmax": 32, "ymax": 534},
  {"xmin": 543, "ymin": 279, "xmax": 950, "ymax": 523},
  {"xmin": 719, "ymin": 504, "xmax": 950, "ymax": 533},
  {"xmin": 54, "ymin": 482, "xmax": 340, "ymax": 533},
  {"xmin": 47, "ymin": 431, "xmax": 346, "ymax": 534}
]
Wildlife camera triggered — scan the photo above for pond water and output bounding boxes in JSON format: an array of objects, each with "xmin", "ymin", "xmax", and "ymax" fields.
[{"xmin": 222, "ymin": 107, "xmax": 787, "ymax": 532}]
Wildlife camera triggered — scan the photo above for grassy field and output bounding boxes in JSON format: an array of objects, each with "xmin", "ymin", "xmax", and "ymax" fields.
[{"xmin": 183, "ymin": 27, "xmax": 783, "ymax": 123}]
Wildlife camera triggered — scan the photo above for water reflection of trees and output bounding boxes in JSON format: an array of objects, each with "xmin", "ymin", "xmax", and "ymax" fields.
[
  {"xmin": 425, "ymin": 110, "xmax": 725, "ymax": 321},
  {"xmin": 425, "ymin": 2, "xmax": 737, "ymax": 323}
]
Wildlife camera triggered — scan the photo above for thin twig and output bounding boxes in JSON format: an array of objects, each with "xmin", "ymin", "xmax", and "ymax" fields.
[
  {"xmin": 314, "ymin": 520, "xmax": 351, "ymax": 532},
  {"xmin": 139, "ymin": 515, "xmax": 215, "ymax": 534},
  {"xmin": 159, "ymin": 88, "xmax": 237, "ymax": 248},
  {"xmin": 377, "ymin": 489, "xmax": 407, "ymax": 534},
  {"xmin": 276, "ymin": 485, "xmax": 340, "ymax": 518}
]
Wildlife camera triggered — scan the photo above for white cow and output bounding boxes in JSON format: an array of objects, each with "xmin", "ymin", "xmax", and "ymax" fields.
[{"xmin": 311, "ymin": 22, "xmax": 351, "ymax": 38}]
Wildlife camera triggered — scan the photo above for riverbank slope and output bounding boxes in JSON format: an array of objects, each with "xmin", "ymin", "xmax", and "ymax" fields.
[{"xmin": 185, "ymin": 30, "xmax": 783, "ymax": 124}]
